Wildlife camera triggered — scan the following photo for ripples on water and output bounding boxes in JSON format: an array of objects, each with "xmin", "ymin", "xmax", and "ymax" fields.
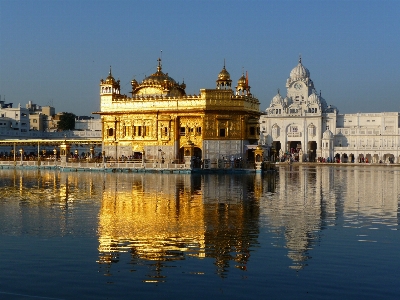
[{"xmin": 0, "ymin": 166, "xmax": 399, "ymax": 299}]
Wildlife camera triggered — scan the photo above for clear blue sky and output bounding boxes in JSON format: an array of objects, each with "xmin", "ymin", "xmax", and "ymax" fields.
[{"xmin": 1, "ymin": 0, "xmax": 399, "ymax": 116}]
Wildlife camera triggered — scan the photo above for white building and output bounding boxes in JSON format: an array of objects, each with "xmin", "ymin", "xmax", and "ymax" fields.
[
  {"xmin": 0, "ymin": 104, "xmax": 30, "ymax": 133},
  {"xmin": 260, "ymin": 58, "xmax": 400, "ymax": 163}
]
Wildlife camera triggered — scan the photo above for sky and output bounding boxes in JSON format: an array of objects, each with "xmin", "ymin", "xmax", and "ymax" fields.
[{"xmin": 1, "ymin": 0, "xmax": 400, "ymax": 117}]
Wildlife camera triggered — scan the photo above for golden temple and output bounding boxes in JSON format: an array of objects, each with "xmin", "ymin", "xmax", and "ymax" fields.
[{"xmin": 95, "ymin": 59, "xmax": 260, "ymax": 167}]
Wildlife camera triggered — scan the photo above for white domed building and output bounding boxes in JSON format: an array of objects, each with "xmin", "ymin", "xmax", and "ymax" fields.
[{"xmin": 260, "ymin": 58, "xmax": 400, "ymax": 164}]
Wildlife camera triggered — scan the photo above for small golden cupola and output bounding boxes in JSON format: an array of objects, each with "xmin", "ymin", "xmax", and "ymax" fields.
[
  {"xmin": 235, "ymin": 71, "xmax": 251, "ymax": 96},
  {"xmin": 216, "ymin": 61, "xmax": 232, "ymax": 90},
  {"xmin": 100, "ymin": 66, "xmax": 121, "ymax": 95},
  {"xmin": 130, "ymin": 78, "xmax": 139, "ymax": 91}
]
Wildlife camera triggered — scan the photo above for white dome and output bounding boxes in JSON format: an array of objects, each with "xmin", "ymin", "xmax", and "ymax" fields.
[
  {"xmin": 272, "ymin": 92, "xmax": 283, "ymax": 105},
  {"xmin": 308, "ymin": 91, "xmax": 319, "ymax": 103},
  {"xmin": 290, "ymin": 57, "xmax": 310, "ymax": 80},
  {"xmin": 323, "ymin": 129, "xmax": 334, "ymax": 139}
]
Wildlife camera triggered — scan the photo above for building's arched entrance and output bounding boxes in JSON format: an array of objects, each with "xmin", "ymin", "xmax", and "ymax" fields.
[
  {"xmin": 341, "ymin": 153, "xmax": 348, "ymax": 163},
  {"xmin": 349, "ymin": 153, "xmax": 355, "ymax": 163},
  {"xmin": 335, "ymin": 153, "xmax": 341, "ymax": 163},
  {"xmin": 288, "ymin": 141, "xmax": 301, "ymax": 153},
  {"xmin": 308, "ymin": 141, "xmax": 317, "ymax": 162},
  {"xmin": 383, "ymin": 153, "xmax": 394, "ymax": 163},
  {"xmin": 193, "ymin": 147, "xmax": 202, "ymax": 167},
  {"xmin": 288, "ymin": 141, "xmax": 301, "ymax": 161},
  {"xmin": 178, "ymin": 146, "xmax": 202, "ymax": 164},
  {"xmin": 271, "ymin": 141, "xmax": 281, "ymax": 161}
]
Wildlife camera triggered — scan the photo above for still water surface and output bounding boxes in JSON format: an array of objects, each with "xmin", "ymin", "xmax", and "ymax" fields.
[{"xmin": 0, "ymin": 166, "xmax": 399, "ymax": 299}]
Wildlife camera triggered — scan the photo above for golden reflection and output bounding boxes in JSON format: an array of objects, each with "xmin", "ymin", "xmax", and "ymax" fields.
[
  {"xmin": 97, "ymin": 173, "xmax": 265, "ymax": 278},
  {"xmin": 98, "ymin": 173, "xmax": 206, "ymax": 262}
]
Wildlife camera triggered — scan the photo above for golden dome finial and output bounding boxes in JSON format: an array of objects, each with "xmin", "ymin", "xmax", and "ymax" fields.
[{"xmin": 157, "ymin": 57, "xmax": 162, "ymax": 72}]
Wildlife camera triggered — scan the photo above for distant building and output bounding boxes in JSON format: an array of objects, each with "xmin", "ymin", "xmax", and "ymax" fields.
[
  {"xmin": 260, "ymin": 58, "xmax": 400, "ymax": 163},
  {"xmin": 0, "ymin": 103, "xmax": 30, "ymax": 133},
  {"xmin": 26, "ymin": 100, "xmax": 55, "ymax": 131}
]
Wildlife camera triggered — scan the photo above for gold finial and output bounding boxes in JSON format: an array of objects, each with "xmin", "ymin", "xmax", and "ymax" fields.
[
  {"xmin": 157, "ymin": 57, "xmax": 162, "ymax": 72},
  {"xmin": 299, "ymin": 54, "xmax": 302, "ymax": 64}
]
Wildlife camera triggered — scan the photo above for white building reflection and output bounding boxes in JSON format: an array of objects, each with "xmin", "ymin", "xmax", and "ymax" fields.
[{"xmin": 259, "ymin": 165, "xmax": 400, "ymax": 270}]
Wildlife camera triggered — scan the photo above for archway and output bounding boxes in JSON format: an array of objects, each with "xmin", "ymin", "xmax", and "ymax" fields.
[
  {"xmin": 289, "ymin": 141, "xmax": 301, "ymax": 162},
  {"xmin": 289, "ymin": 141, "xmax": 301, "ymax": 153},
  {"xmin": 349, "ymin": 153, "xmax": 355, "ymax": 163},
  {"xmin": 335, "ymin": 153, "xmax": 341, "ymax": 163},
  {"xmin": 383, "ymin": 153, "xmax": 394, "ymax": 163},
  {"xmin": 308, "ymin": 141, "xmax": 317, "ymax": 162},
  {"xmin": 271, "ymin": 141, "xmax": 281, "ymax": 161},
  {"xmin": 341, "ymin": 153, "xmax": 348, "ymax": 163},
  {"xmin": 193, "ymin": 147, "xmax": 202, "ymax": 168}
]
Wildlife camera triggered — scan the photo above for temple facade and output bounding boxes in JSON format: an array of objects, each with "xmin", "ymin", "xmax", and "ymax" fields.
[
  {"xmin": 95, "ymin": 59, "xmax": 260, "ymax": 167},
  {"xmin": 260, "ymin": 58, "xmax": 400, "ymax": 163}
]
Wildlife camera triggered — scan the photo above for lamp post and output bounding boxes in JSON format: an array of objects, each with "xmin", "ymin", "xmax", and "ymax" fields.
[
  {"xmin": 19, "ymin": 148, "xmax": 23, "ymax": 165},
  {"xmin": 53, "ymin": 148, "xmax": 57, "ymax": 166}
]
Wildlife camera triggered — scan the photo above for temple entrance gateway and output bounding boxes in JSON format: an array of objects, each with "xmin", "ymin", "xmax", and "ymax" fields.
[
  {"xmin": 288, "ymin": 141, "xmax": 301, "ymax": 162},
  {"xmin": 308, "ymin": 141, "xmax": 317, "ymax": 162}
]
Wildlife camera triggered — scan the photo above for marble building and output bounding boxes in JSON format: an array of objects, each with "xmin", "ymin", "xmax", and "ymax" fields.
[{"xmin": 260, "ymin": 58, "xmax": 400, "ymax": 163}]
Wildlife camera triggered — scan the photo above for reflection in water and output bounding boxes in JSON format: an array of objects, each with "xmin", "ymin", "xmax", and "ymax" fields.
[
  {"xmin": 97, "ymin": 173, "xmax": 265, "ymax": 279},
  {"xmin": 0, "ymin": 169, "xmax": 102, "ymax": 237},
  {"xmin": 0, "ymin": 166, "xmax": 399, "ymax": 280},
  {"xmin": 260, "ymin": 165, "xmax": 400, "ymax": 270}
]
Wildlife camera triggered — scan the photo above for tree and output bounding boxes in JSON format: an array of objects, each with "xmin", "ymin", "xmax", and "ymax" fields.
[{"xmin": 57, "ymin": 112, "xmax": 76, "ymax": 131}]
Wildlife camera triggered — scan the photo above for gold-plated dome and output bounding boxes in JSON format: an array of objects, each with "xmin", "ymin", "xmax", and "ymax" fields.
[
  {"xmin": 104, "ymin": 66, "xmax": 117, "ymax": 84},
  {"xmin": 216, "ymin": 61, "xmax": 232, "ymax": 90},
  {"xmin": 131, "ymin": 58, "xmax": 186, "ymax": 97},
  {"xmin": 142, "ymin": 58, "xmax": 177, "ymax": 85},
  {"xmin": 218, "ymin": 66, "xmax": 231, "ymax": 81},
  {"xmin": 236, "ymin": 73, "xmax": 246, "ymax": 87}
]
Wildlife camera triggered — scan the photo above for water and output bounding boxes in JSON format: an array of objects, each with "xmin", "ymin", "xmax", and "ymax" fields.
[{"xmin": 0, "ymin": 166, "xmax": 399, "ymax": 299}]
